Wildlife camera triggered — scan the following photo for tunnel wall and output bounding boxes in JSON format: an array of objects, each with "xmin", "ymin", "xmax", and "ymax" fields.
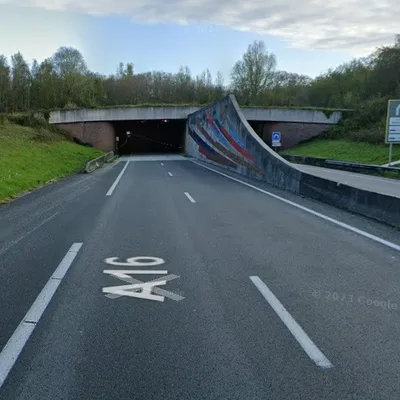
[
  {"xmin": 57, "ymin": 122, "xmax": 115, "ymax": 151},
  {"xmin": 186, "ymin": 95, "xmax": 400, "ymax": 226},
  {"xmin": 186, "ymin": 95, "xmax": 302, "ymax": 193},
  {"xmin": 261, "ymin": 122, "xmax": 331, "ymax": 149}
]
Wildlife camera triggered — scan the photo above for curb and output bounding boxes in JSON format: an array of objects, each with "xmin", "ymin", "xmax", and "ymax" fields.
[{"xmin": 85, "ymin": 151, "xmax": 117, "ymax": 173}]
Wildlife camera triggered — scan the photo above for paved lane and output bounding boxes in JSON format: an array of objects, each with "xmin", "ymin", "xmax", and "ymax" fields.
[
  {"xmin": 0, "ymin": 162, "xmax": 125, "ymax": 352},
  {"xmin": 1, "ymin": 157, "xmax": 400, "ymax": 399},
  {"xmin": 295, "ymin": 164, "xmax": 400, "ymax": 198}
]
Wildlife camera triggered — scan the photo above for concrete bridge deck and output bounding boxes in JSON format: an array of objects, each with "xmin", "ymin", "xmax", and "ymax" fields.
[{"xmin": 49, "ymin": 105, "xmax": 342, "ymax": 125}]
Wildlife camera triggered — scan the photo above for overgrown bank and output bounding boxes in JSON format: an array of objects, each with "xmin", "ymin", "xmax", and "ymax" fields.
[
  {"xmin": 282, "ymin": 139, "xmax": 399, "ymax": 165},
  {"xmin": 281, "ymin": 95, "xmax": 400, "ymax": 164},
  {"xmin": 0, "ymin": 116, "xmax": 103, "ymax": 203}
]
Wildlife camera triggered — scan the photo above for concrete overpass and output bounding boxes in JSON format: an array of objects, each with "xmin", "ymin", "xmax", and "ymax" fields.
[
  {"xmin": 49, "ymin": 106, "xmax": 342, "ymax": 124},
  {"xmin": 49, "ymin": 105, "xmax": 343, "ymax": 153}
]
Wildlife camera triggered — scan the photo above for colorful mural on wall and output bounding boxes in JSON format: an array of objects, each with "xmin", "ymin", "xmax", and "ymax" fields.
[
  {"xmin": 186, "ymin": 95, "xmax": 265, "ymax": 175},
  {"xmin": 185, "ymin": 94, "xmax": 400, "ymax": 228}
]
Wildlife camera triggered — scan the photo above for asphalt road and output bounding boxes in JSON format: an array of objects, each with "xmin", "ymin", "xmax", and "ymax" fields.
[
  {"xmin": 295, "ymin": 164, "xmax": 400, "ymax": 198},
  {"xmin": 1, "ymin": 155, "xmax": 400, "ymax": 399}
]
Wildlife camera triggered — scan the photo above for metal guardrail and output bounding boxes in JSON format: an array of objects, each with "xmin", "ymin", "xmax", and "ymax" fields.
[
  {"xmin": 325, "ymin": 160, "xmax": 400, "ymax": 173},
  {"xmin": 85, "ymin": 151, "xmax": 116, "ymax": 173},
  {"xmin": 282, "ymin": 155, "xmax": 400, "ymax": 176}
]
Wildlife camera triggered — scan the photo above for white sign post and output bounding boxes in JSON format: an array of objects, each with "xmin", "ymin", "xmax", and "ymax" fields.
[{"xmin": 385, "ymin": 100, "xmax": 400, "ymax": 165}]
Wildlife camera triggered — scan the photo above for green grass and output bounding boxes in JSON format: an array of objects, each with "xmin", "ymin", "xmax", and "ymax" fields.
[
  {"xmin": 0, "ymin": 120, "xmax": 103, "ymax": 203},
  {"xmin": 282, "ymin": 139, "xmax": 400, "ymax": 165}
]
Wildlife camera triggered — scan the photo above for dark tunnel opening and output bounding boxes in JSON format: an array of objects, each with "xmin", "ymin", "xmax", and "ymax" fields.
[{"xmin": 115, "ymin": 119, "xmax": 186, "ymax": 155}]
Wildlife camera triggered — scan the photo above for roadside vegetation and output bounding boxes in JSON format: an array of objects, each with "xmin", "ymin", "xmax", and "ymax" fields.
[
  {"xmin": 1, "ymin": 34, "xmax": 400, "ymax": 199},
  {"xmin": 0, "ymin": 116, "xmax": 103, "ymax": 203},
  {"xmin": 1, "ymin": 38, "xmax": 398, "ymax": 117},
  {"xmin": 282, "ymin": 140, "xmax": 400, "ymax": 165}
]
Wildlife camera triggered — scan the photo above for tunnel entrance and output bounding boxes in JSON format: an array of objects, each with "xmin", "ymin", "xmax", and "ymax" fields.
[
  {"xmin": 115, "ymin": 119, "xmax": 186, "ymax": 155},
  {"xmin": 248, "ymin": 121, "xmax": 264, "ymax": 139}
]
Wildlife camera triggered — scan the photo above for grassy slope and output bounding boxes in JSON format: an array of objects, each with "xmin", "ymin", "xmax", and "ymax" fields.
[
  {"xmin": 0, "ymin": 121, "xmax": 103, "ymax": 203},
  {"xmin": 282, "ymin": 139, "xmax": 400, "ymax": 165}
]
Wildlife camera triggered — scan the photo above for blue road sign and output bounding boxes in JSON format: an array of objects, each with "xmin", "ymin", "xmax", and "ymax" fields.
[
  {"xmin": 272, "ymin": 132, "xmax": 281, "ymax": 141},
  {"xmin": 272, "ymin": 132, "xmax": 281, "ymax": 147}
]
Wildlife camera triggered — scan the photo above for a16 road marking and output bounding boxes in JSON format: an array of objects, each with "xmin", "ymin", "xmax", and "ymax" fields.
[{"xmin": 102, "ymin": 256, "xmax": 185, "ymax": 302}]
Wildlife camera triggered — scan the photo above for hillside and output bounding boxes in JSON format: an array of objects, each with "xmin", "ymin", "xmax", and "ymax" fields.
[
  {"xmin": 0, "ymin": 116, "xmax": 103, "ymax": 203},
  {"xmin": 282, "ymin": 139, "xmax": 400, "ymax": 165},
  {"xmin": 281, "ymin": 96, "xmax": 400, "ymax": 164}
]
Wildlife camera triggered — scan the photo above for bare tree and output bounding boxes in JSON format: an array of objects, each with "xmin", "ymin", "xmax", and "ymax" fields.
[{"xmin": 230, "ymin": 40, "xmax": 277, "ymax": 104}]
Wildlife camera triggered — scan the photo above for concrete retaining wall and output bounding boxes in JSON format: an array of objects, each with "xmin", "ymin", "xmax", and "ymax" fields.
[
  {"xmin": 262, "ymin": 122, "xmax": 331, "ymax": 149},
  {"xmin": 300, "ymin": 173, "xmax": 400, "ymax": 225},
  {"xmin": 58, "ymin": 122, "xmax": 115, "ymax": 151},
  {"xmin": 186, "ymin": 95, "xmax": 400, "ymax": 227},
  {"xmin": 186, "ymin": 95, "xmax": 302, "ymax": 193}
]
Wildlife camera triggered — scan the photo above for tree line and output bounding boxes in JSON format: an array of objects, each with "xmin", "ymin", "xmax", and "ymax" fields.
[{"xmin": 1, "ymin": 37, "xmax": 400, "ymax": 115}]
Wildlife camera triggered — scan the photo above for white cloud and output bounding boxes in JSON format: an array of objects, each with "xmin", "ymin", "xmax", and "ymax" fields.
[{"xmin": 1, "ymin": 0, "xmax": 399, "ymax": 52}]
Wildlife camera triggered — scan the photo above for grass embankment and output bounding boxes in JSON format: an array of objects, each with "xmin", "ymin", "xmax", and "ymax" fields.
[
  {"xmin": 282, "ymin": 140, "xmax": 400, "ymax": 165},
  {"xmin": 282, "ymin": 96, "xmax": 400, "ymax": 166},
  {"xmin": 0, "ymin": 118, "xmax": 103, "ymax": 203}
]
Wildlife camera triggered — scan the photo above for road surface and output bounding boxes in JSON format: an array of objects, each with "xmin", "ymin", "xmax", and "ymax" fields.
[
  {"xmin": 295, "ymin": 164, "xmax": 400, "ymax": 198},
  {"xmin": 1, "ymin": 155, "xmax": 400, "ymax": 400}
]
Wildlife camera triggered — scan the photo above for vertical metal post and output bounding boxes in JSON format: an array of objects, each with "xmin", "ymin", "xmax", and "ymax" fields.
[{"xmin": 389, "ymin": 143, "xmax": 393, "ymax": 165}]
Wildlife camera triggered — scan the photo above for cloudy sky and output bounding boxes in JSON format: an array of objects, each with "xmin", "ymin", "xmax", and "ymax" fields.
[{"xmin": 0, "ymin": 1, "xmax": 397, "ymax": 81}]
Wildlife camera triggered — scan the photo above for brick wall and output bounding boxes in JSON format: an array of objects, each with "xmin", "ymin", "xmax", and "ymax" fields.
[
  {"xmin": 56, "ymin": 122, "xmax": 115, "ymax": 151},
  {"xmin": 56, "ymin": 120, "xmax": 328, "ymax": 152},
  {"xmin": 262, "ymin": 122, "xmax": 330, "ymax": 149}
]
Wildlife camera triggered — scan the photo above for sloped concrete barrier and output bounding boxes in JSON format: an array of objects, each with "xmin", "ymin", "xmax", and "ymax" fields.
[
  {"xmin": 85, "ymin": 151, "xmax": 116, "ymax": 173},
  {"xmin": 186, "ymin": 95, "xmax": 400, "ymax": 227}
]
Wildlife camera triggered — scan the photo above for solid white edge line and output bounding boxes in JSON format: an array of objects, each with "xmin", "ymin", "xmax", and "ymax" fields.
[
  {"xmin": 190, "ymin": 160, "xmax": 400, "ymax": 253},
  {"xmin": 184, "ymin": 192, "xmax": 196, "ymax": 203},
  {"xmin": 0, "ymin": 242, "xmax": 83, "ymax": 389},
  {"xmin": 106, "ymin": 161, "xmax": 130, "ymax": 196},
  {"xmin": 250, "ymin": 276, "xmax": 333, "ymax": 369},
  {"xmin": 168, "ymin": 172, "xmax": 173, "ymax": 177}
]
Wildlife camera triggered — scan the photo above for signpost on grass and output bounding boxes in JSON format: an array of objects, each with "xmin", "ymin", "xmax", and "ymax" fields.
[{"xmin": 385, "ymin": 100, "xmax": 400, "ymax": 165}]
